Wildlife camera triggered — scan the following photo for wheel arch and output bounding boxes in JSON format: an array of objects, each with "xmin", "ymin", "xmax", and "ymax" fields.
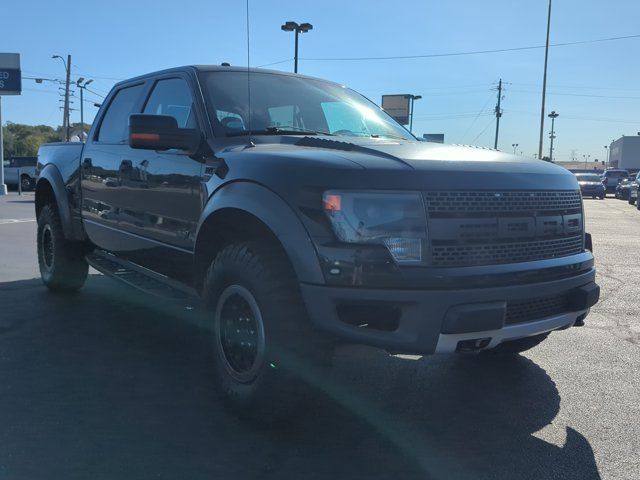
[
  {"xmin": 193, "ymin": 182, "xmax": 324, "ymax": 291},
  {"xmin": 35, "ymin": 166, "xmax": 81, "ymax": 240}
]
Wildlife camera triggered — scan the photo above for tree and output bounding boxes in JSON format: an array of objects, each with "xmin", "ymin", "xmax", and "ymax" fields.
[{"xmin": 2, "ymin": 122, "xmax": 90, "ymax": 158}]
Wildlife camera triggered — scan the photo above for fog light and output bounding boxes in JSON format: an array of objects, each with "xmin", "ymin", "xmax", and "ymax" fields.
[{"xmin": 383, "ymin": 237, "xmax": 422, "ymax": 262}]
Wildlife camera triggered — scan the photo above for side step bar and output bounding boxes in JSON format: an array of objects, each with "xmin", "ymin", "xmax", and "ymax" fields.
[{"xmin": 86, "ymin": 250, "xmax": 199, "ymax": 303}]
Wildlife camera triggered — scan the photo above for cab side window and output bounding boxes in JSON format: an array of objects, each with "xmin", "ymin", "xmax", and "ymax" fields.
[
  {"xmin": 97, "ymin": 84, "xmax": 145, "ymax": 144},
  {"xmin": 143, "ymin": 78, "xmax": 197, "ymax": 128}
]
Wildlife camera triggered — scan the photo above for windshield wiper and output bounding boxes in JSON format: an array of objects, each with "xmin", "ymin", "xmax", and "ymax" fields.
[
  {"xmin": 370, "ymin": 133, "xmax": 412, "ymax": 141},
  {"xmin": 228, "ymin": 126, "xmax": 335, "ymax": 137}
]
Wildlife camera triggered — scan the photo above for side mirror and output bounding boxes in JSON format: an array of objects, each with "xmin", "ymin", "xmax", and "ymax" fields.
[{"xmin": 129, "ymin": 114, "xmax": 200, "ymax": 153}]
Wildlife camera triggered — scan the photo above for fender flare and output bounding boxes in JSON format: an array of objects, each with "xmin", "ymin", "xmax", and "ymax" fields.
[
  {"xmin": 36, "ymin": 165, "xmax": 79, "ymax": 240},
  {"xmin": 197, "ymin": 182, "xmax": 324, "ymax": 284}
]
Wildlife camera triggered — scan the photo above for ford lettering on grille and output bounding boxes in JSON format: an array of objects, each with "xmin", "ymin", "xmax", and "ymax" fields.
[{"xmin": 424, "ymin": 190, "xmax": 584, "ymax": 267}]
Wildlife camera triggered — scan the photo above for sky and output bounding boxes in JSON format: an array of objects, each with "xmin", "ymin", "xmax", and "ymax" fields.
[{"xmin": 2, "ymin": 0, "xmax": 640, "ymax": 162}]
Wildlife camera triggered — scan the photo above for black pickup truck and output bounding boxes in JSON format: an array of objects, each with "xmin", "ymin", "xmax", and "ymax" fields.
[{"xmin": 36, "ymin": 65, "xmax": 599, "ymax": 412}]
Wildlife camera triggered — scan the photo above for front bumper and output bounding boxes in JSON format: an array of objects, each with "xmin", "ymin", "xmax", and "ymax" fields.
[{"xmin": 301, "ymin": 267, "xmax": 598, "ymax": 355}]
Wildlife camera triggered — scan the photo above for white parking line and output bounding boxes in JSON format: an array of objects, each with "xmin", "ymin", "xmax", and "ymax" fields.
[{"xmin": 0, "ymin": 218, "xmax": 36, "ymax": 225}]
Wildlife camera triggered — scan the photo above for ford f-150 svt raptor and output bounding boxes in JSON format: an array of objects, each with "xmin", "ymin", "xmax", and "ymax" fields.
[{"xmin": 35, "ymin": 65, "xmax": 600, "ymax": 411}]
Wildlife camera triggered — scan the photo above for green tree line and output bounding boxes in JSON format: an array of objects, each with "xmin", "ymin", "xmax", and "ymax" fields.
[{"xmin": 2, "ymin": 122, "xmax": 90, "ymax": 159}]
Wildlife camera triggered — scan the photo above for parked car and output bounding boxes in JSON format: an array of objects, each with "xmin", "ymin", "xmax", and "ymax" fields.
[
  {"xmin": 2, "ymin": 156, "xmax": 37, "ymax": 190},
  {"xmin": 602, "ymin": 169, "xmax": 629, "ymax": 194},
  {"xmin": 574, "ymin": 173, "xmax": 605, "ymax": 199},
  {"xmin": 34, "ymin": 65, "xmax": 600, "ymax": 415},
  {"xmin": 615, "ymin": 178, "xmax": 634, "ymax": 200},
  {"xmin": 628, "ymin": 173, "xmax": 639, "ymax": 205}
]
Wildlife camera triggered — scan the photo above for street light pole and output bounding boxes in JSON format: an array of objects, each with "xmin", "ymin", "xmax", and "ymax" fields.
[
  {"xmin": 548, "ymin": 110, "xmax": 559, "ymax": 162},
  {"xmin": 604, "ymin": 145, "xmax": 608, "ymax": 170},
  {"xmin": 0, "ymin": 96, "xmax": 6, "ymax": 195},
  {"xmin": 281, "ymin": 21, "xmax": 313, "ymax": 73},
  {"xmin": 512, "ymin": 143, "xmax": 519, "ymax": 154},
  {"xmin": 76, "ymin": 78, "xmax": 92, "ymax": 140},
  {"xmin": 409, "ymin": 94, "xmax": 422, "ymax": 133}
]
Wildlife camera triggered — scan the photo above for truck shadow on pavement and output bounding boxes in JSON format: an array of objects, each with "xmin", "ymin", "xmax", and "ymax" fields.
[{"xmin": 0, "ymin": 276, "xmax": 600, "ymax": 480}]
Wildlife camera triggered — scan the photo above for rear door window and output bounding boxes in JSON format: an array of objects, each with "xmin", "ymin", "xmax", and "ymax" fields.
[{"xmin": 97, "ymin": 84, "xmax": 145, "ymax": 144}]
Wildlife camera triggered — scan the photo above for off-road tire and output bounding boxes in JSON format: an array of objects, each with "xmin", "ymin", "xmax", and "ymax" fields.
[
  {"xmin": 37, "ymin": 204, "xmax": 88, "ymax": 291},
  {"xmin": 202, "ymin": 241, "xmax": 331, "ymax": 420}
]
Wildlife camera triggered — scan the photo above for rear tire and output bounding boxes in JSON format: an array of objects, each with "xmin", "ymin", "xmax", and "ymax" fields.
[
  {"xmin": 202, "ymin": 241, "xmax": 331, "ymax": 420},
  {"xmin": 483, "ymin": 333, "xmax": 549, "ymax": 355},
  {"xmin": 20, "ymin": 175, "xmax": 34, "ymax": 191},
  {"xmin": 37, "ymin": 204, "xmax": 88, "ymax": 291}
]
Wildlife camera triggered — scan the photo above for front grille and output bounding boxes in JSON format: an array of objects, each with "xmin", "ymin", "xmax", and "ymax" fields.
[
  {"xmin": 424, "ymin": 190, "xmax": 584, "ymax": 267},
  {"xmin": 425, "ymin": 190, "xmax": 582, "ymax": 216},
  {"xmin": 431, "ymin": 235, "xmax": 584, "ymax": 267},
  {"xmin": 505, "ymin": 294, "xmax": 571, "ymax": 325}
]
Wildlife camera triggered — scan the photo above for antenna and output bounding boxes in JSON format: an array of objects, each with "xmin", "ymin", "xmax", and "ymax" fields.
[{"xmin": 245, "ymin": 0, "xmax": 254, "ymax": 147}]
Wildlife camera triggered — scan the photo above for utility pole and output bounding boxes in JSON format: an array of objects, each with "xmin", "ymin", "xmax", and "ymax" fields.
[
  {"xmin": 63, "ymin": 55, "xmax": 71, "ymax": 141},
  {"xmin": 537, "ymin": 0, "xmax": 552, "ymax": 160},
  {"xmin": 53, "ymin": 54, "xmax": 72, "ymax": 141},
  {"xmin": 494, "ymin": 79, "xmax": 502, "ymax": 149},
  {"xmin": 604, "ymin": 145, "xmax": 609, "ymax": 170},
  {"xmin": 548, "ymin": 110, "xmax": 558, "ymax": 162}
]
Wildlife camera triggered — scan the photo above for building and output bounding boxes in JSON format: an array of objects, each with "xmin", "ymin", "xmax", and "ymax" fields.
[{"xmin": 609, "ymin": 135, "xmax": 640, "ymax": 171}]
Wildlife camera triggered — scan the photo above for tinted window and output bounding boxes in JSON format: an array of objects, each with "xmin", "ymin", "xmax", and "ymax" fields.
[
  {"xmin": 576, "ymin": 174, "xmax": 601, "ymax": 182},
  {"xmin": 98, "ymin": 84, "xmax": 144, "ymax": 144},
  {"xmin": 143, "ymin": 78, "xmax": 197, "ymax": 128},
  {"xmin": 14, "ymin": 158, "xmax": 36, "ymax": 167}
]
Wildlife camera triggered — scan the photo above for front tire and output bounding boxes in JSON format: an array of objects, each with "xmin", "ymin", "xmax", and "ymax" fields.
[
  {"xmin": 37, "ymin": 204, "xmax": 88, "ymax": 291},
  {"xmin": 202, "ymin": 241, "xmax": 330, "ymax": 419}
]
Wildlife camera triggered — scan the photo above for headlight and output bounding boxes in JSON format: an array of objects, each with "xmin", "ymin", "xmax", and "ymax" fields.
[{"xmin": 322, "ymin": 190, "xmax": 427, "ymax": 263}]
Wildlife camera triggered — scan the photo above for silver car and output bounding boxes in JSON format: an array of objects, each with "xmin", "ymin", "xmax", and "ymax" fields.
[{"xmin": 2, "ymin": 156, "xmax": 37, "ymax": 190}]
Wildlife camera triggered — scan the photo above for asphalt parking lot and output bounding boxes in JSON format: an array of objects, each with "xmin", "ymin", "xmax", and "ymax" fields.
[{"xmin": 0, "ymin": 192, "xmax": 638, "ymax": 480}]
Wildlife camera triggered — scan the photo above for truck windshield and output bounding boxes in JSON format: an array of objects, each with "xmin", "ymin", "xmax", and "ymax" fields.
[{"xmin": 200, "ymin": 71, "xmax": 414, "ymax": 141}]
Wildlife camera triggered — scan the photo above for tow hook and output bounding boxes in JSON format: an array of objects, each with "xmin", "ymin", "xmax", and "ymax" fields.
[
  {"xmin": 456, "ymin": 337, "xmax": 491, "ymax": 353},
  {"xmin": 574, "ymin": 311, "xmax": 588, "ymax": 327}
]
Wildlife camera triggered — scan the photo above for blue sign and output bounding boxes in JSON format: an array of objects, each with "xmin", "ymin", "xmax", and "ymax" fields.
[
  {"xmin": 0, "ymin": 53, "xmax": 21, "ymax": 95},
  {"xmin": 0, "ymin": 68, "xmax": 21, "ymax": 94}
]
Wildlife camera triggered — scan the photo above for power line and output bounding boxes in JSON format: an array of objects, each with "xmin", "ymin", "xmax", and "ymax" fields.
[
  {"xmin": 509, "ymin": 89, "xmax": 640, "ymax": 100},
  {"xmin": 470, "ymin": 117, "xmax": 496, "ymax": 144},
  {"xmin": 84, "ymin": 87, "xmax": 105, "ymax": 99},
  {"xmin": 459, "ymin": 91, "xmax": 496, "ymax": 142},
  {"xmin": 301, "ymin": 33, "xmax": 640, "ymax": 62},
  {"xmin": 257, "ymin": 58, "xmax": 293, "ymax": 68}
]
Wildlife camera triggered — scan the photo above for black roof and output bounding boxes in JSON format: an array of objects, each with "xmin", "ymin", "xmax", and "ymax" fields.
[{"xmin": 116, "ymin": 65, "xmax": 343, "ymax": 88}]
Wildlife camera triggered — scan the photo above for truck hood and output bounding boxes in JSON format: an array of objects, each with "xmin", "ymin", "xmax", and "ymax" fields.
[{"xmin": 224, "ymin": 137, "xmax": 579, "ymax": 191}]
